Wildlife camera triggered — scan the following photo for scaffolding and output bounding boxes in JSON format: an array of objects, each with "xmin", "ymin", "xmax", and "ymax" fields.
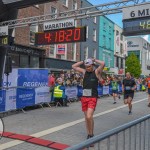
[{"xmin": 0, "ymin": 0, "xmax": 149, "ymax": 28}]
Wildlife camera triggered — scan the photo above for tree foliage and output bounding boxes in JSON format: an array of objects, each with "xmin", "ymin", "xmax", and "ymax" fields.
[{"xmin": 125, "ymin": 53, "xmax": 141, "ymax": 78}]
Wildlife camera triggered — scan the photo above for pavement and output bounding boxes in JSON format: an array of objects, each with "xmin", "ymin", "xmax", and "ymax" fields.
[{"xmin": 0, "ymin": 91, "xmax": 149, "ymax": 150}]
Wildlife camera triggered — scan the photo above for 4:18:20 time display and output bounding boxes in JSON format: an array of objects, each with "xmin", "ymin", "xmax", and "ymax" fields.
[{"xmin": 35, "ymin": 27, "xmax": 86, "ymax": 45}]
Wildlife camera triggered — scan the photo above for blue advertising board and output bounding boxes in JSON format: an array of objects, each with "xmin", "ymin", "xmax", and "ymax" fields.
[{"xmin": 0, "ymin": 90, "xmax": 6, "ymax": 112}]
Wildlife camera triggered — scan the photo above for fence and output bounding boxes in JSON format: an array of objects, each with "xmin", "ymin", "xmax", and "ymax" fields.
[{"xmin": 66, "ymin": 114, "xmax": 150, "ymax": 150}]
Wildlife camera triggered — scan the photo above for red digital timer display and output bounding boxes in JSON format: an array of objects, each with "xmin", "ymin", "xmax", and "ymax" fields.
[{"xmin": 35, "ymin": 26, "xmax": 86, "ymax": 45}]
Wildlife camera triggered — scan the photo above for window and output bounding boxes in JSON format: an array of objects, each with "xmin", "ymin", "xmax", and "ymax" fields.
[
  {"xmin": 93, "ymin": 29, "xmax": 96, "ymax": 41},
  {"xmin": 93, "ymin": 49, "xmax": 96, "ymax": 58},
  {"xmin": 84, "ymin": 47, "xmax": 88, "ymax": 59},
  {"xmin": 121, "ymin": 58, "xmax": 123, "ymax": 69},
  {"xmin": 51, "ymin": 7, "xmax": 57, "ymax": 18},
  {"xmin": 20, "ymin": 55, "xmax": 29, "ymax": 68},
  {"xmin": 73, "ymin": 0, "xmax": 77, "ymax": 10},
  {"xmin": 61, "ymin": 0, "xmax": 68, "ymax": 7},
  {"xmin": 120, "ymin": 43, "xmax": 123, "ymax": 54},
  {"xmin": 103, "ymin": 35, "xmax": 106, "ymax": 47},
  {"xmin": 120, "ymin": 33, "xmax": 123, "ymax": 41},
  {"xmin": 93, "ymin": 17, "xmax": 96, "ymax": 24},
  {"xmin": 109, "ymin": 26, "xmax": 111, "ymax": 34},
  {"xmin": 103, "ymin": 23, "xmax": 106, "ymax": 30},
  {"xmin": 30, "ymin": 56, "xmax": 39, "ymax": 68},
  {"xmin": 72, "ymin": 43, "xmax": 76, "ymax": 61},
  {"xmin": 109, "ymin": 38, "xmax": 111, "ymax": 48},
  {"xmin": 103, "ymin": 53, "xmax": 105, "ymax": 62},
  {"xmin": 11, "ymin": 54, "xmax": 19, "ymax": 68},
  {"xmin": 30, "ymin": 25, "xmax": 38, "ymax": 45},
  {"xmin": 86, "ymin": 26, "xmax": 88, "ymax": 38},
  {"xmin": 116, "ymin": 57, "xmax": 119, "ymax": 68},
  {"xmin": 116, "ymin": 30, "xmax": 119, "ymax": 35},
  {"xmin": 49, "ymin": 45, "xmax": 55, "ymax": 57}
]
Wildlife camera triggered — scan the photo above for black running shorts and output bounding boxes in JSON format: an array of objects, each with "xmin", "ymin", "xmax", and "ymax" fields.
[{"xmin": 124, "ymin": 93, "xmax": 134, "ymax": 99}]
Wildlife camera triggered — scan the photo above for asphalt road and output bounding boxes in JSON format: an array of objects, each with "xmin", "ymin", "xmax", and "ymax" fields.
[{"xmin": 0, "ymin": 91, "xmax": 149, "ymax": 150}]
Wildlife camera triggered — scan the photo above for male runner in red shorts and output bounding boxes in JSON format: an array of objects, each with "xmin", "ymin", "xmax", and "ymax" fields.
[{"xmin": 72, "ymin": 58, "xmax": 105, "ymax": 139}]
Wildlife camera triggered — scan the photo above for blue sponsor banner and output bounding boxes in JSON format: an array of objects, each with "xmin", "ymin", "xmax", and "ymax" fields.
[
  {"xmin": 17, "ymin": 69, "xmax": 48, "ymax": 87},
  {"xmin": 16, "ymin": 88, "xmax": 35, "ymax": 109},
  {"xmin": 77, "ymin": 85, "xmax": 83, "ymax": 97},
  {"xmin": 98, "ymin": 85, "xmax": 103, "ymax": 96},
  {"xmin": 0, "ymin": 90, "xmax": 6, "ymax": 112}
]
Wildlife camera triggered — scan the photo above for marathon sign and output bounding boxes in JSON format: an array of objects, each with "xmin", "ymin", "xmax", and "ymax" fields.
[
  {"xmin": 123, "ymin": 4, "xmax": 150, "ymax": 20},
  {"xmin": 0, "ymin": 26, "xmax": 8, "ymax": 36},
  {"xmin": 44, "ymin": 19, "xmax": 75, "ymax": 31}
]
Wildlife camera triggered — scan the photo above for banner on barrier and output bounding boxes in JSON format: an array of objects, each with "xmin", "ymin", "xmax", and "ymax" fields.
[
  {"xmin": 35, "ymin": 87, "xmax": 50, "ymax": 104},
  {"xmin": 103, "ymin": 86, "xmax": 109, "ymax": 95},
  {"xmin": 5, "ymin": 89, "xmax": 16, "ymax": 111},
  {"xmin": 16, "ymin": 88, "xmax": 35, "ymax": 109},
  {"xmin": 0, "ymin": 90, "xmax": 6, "ymax": 112},
  {"xmin": 65, "ymin": 86, "xmax": 77, "ymax": 99}
]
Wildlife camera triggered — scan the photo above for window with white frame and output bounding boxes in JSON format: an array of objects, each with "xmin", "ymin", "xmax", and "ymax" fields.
[
  {"xmin": 49, "ymin": 45, "xmax": 56, "ymax": 57},
  {"xmin": 51, "ymin": 7, "xmax": 57, "ymax": 18},
  {"xmin": 93, "ymin": 49, "xmax": 96, "ymax": 58},
  {"xmin": 86, "ymin": 26, "xmax": 88, "ymax": 38},
  {"xmin": 61, "ymin": 0, "xmax": 68, "ymax": 7},
  {"xmin": 93, "ymin": 17, "xmax": 96, "ymax": 23},
  {"xmin": 84, "ymin": 47, "xmax": 88, "ymax": 59},
  {"xmin": 30, "ymin": 25, "xmax": 38, "ymax": 45},
  {"xmin": 72, "ymin": 43, "xmax": 76, "ymax": 61},
  {"xmin": 73, "ymin": 0, "xmax": 77, "ymax": 10},
  {"xmin": 93, "ymin": 29, "xmax": 96, "ymax": 41}
]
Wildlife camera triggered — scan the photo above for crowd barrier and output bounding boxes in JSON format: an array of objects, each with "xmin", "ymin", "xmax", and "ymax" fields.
[{"xmin": 0, "ymin": 83, "xmax": 145, "ymax": 113}]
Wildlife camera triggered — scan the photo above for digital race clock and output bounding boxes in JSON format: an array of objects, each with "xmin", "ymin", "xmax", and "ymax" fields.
[
  {"xmin": 123, "ymin": 17, "xmax": 150, "ymax": 36},
  {"xmin": 0, "ymin": 36, "xmax": 8, "ymax": 45},
  {"xmin": 35, "ymin": 26, "xmax": 86, "ymax": 45}
]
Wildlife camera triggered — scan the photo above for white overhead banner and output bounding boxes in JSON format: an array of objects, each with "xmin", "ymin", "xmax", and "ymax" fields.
[
  {"xmin": 123, "ymin": 4, "xmax": 150, "ymax": 20},
  {"xmin": 44, "ymin": 19, "xmax": 75, "ymax": 31},
  {"xmin": 0, "ymin": 26, "xmax": 8, "ymax": 36}
]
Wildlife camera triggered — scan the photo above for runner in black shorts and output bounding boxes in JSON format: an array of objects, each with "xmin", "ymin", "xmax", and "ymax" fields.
[{"xmin": 122, "ymin": 72, "xmax": 137, "ymax": 115}]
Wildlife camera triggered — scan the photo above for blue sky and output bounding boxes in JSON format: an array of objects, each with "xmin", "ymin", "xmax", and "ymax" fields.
[{"xmin": 88, "ymin": 0, "xmax": 150, "ymax": 42}]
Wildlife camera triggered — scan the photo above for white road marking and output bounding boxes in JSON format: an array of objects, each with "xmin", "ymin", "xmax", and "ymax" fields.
[{"xmin": 0, "ymin": 98, "xmax": 148, "ymax": 150}]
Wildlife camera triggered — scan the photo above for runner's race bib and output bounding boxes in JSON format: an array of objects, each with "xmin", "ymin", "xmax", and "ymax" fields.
[
  {"xmin": 125, "ymin": 86, "xmax": 131, "ymax": 90},
  {"xmin": 83, "ymin": 89, "xmax": 92, "ymax": 96}
]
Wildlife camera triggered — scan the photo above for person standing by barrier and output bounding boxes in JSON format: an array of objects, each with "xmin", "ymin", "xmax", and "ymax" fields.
[
  {"xmin": 111, "ymin": 77, "xmax": 119, "ymax": 104},
  {"xmin": 72, "ymin": 58, "xmax": 105, "ymax": 140},
  {"xmin": 122, "ymin": 72, "xmax": 137, "ymax": 115},
  {"xmin": 146, "ymin": 74, "xmax": 150, "ymax": 107}
]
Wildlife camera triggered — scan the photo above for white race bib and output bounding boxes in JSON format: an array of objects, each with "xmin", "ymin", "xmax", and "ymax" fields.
[
  {"xmin": 83, "ymin": 89, "xmax": 92, "ymax": 96},
  {"xmin": 125, "ymin": 86, "xmax": 131, "ymax": 90}
]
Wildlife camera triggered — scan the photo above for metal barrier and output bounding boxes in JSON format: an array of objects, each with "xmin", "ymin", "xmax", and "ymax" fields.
[{"xmin": 66, "ymin": 114, "xmax": 150, "ymax": 150}]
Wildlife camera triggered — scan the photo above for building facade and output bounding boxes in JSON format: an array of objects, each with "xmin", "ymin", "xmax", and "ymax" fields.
[
  {"xmin": 80, "ymin": 0, "xmax": 99, "ymax": 60},
  {"xmin": 127, "ymin": 37, "xmax": 150, "ymax": 76},
  {"xmin": 99, "ymin": 16, "xmax": 114, "ymax": 71},
  {"xmin": 113, "ymin": 24, "xmax": 126, "ymax": 75}
]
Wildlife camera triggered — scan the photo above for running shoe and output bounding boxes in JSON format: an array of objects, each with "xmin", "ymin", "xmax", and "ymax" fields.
[{"xmin": 128, "ymin": 111, "xmax": 132, "ymax": 115}]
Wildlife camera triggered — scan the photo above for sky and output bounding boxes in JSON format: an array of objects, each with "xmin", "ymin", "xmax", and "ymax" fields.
[{"xmin": 88, "ymin": 0, "xmax": 150, "ymax": 42}]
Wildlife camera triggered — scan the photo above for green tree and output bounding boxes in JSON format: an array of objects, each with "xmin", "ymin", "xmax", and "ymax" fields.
[{"xmin": 125, "ymin": 53, "xmax": 141, "ymax": 78}]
